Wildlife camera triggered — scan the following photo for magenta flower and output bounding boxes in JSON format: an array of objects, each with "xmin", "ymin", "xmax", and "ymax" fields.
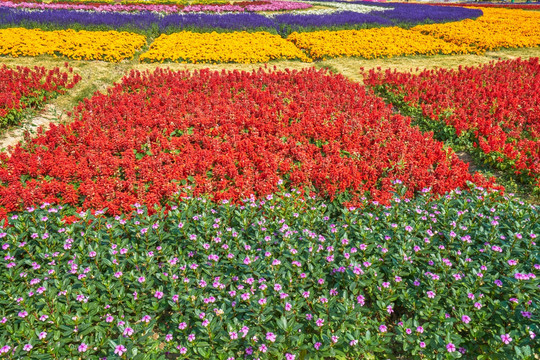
[
  {"xmin": 18, "ymin": 311, "xmax": 28, "ymax": 318},
  {"xmin": 154, "ymin": 291, "xmax": 164, "ymax": 299},
  {"xmin": 461, "ymin": 315, "xmax": 471, "ymax": 324},
  {"xmin": 379, "ymin": 324, "xmax": 387, "ymax": 333},
  {"xmin": 316, "ymin": 318, "xmax": 324, "ymax": 327},
  {"xmin": 314, "ymin": 342, "xmax": 321, "ymax": 350},
  {"xmin": 446, "ymin": 343, "xmax": 456, "ymax": 352},
  {"xmin": 78, "ymin": 343, "xmax": 88, "ymax": 353},
  {"xmin": 501, "ymin": 334, "xmax": 512, "ymax": 344},
  {"xmin": 114, "ymin": 345, "xmax": 127, "ymax": 356},
  {"xmin": 266, "ymin": 332, "xmax": 276, "ymax": 342},
  {"xmin": 178, "ymin": 322, "xmax": 187, "ymax": 330},
  {"xmin": 419, "ymin": 341, "xmax": 426, "ymax": 348},
  {"xmin": 123, "ymin": 327, "xmax": 134, "ymax": 336}
]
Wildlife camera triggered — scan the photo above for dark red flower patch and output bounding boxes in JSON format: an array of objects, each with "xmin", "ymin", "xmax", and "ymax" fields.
[
  {"xmin": 364, "ymin": 57, "xmax": 540, "ymax": 190},
  {"xmin": 0, "ymin": 63, "xmax": 81, "ymax": 128},
  {"xmin": 0, "ymin": 67, "xmax": 490, "ymax": 218}
]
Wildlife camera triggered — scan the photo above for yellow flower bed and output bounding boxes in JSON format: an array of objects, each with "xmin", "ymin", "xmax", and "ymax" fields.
[
  {"xmin": 412, "ymin": 8, "xmax": 540, "ymax": 53},
  {"xmin": 0, "ymin": 28, "xmax": 146, "ymax": 62},
  {"xmin": 287, "ymin": 27, "xmax": 467, "ymax": 60},
  {"xmin": 140, "ymin": 31, "xmax": 311, "ymax": 63}
]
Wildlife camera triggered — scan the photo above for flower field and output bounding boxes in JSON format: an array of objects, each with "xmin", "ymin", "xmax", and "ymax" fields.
[
  {"xmin": 0, "ymin": 64, "xmax": 80, "ymax": 128},
  {"xmin": 0, "ymin": 1, "xmax": 539, "ymax": 360},
  {"xmin": 412, "ymin": 8, "xmax": 540, "ymax": 53},
  {"xmin": 0, "ymin": 28, "xmax": 146, "ymax": 61},
  {"xmin": 364, "ymin": 57, "xmax": 540, "ymax": 193},
  {"xmin": 0, "ymin": 67, "xmax": 493, "ymax": 218},
  {"xmin": 0, "ymin": 187, "xmax": 538, "ymax": 359},
  {"xmin": 139, "ymin": 32, "xmax": 311, "ymax": 63},
  {"xmin": 286, "ymin": 26, "xmax": 466, "ymax": 60}
]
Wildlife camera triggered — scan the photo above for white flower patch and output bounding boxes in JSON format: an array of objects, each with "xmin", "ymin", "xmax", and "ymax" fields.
[{"xmin": 267, "ymin": 1, "xmax": 392, "ymax": 16}]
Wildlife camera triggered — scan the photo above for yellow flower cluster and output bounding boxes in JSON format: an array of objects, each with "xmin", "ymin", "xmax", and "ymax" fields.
[
  {"xmin": 412, "ymin": 8, "xmax": 540, "ymax": 53},
  {"xmin": 0, "ymin": 28, "xmax": 146, "ymax": 62},
  {"xmin": 287, "ymin": 27, "xmax": 466, "ymax": 60},
  {"xmin": 140, "ymin": 31, "xmax": 311, "ymax": 63}
]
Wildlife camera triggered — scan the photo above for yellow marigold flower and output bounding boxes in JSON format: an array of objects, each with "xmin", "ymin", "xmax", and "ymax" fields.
[
  {"xmin": 0, "ymin": 28, "xmax": 146, "ymax": 62},
  {"xmin": 412, "ymin": 8, "xmax": 540, "ymax": 52},
  {"xmin": 140, "ymin": 31, "xmax": 311, "ymax": 64},
  {"xmin": 287, "ymin": 27, "xmax": 468, "ymax": 60}
]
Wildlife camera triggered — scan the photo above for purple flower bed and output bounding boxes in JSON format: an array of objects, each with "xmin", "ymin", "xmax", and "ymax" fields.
[
  {"xmin": 273, "ymin": 11, "xmax": 392, "ymax": 32},
  {"xmin": 0, "ymin": 1, "xmax": 482, "ymax": 36}
]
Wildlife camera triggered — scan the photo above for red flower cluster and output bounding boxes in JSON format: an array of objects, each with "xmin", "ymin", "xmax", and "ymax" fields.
[
  {"xmin": 0, "ymin": 67, "xmax": 488, "ymax": 218},
  {"xmin": 364, "ymin": 57, "xmax": 540, "ymax": 189},
  {"xmin": 0, "ymin": 63, "xmax": 81, "ymax": 128}
]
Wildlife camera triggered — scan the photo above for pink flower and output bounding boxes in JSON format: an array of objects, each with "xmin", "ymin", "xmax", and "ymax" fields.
[
  {"xmin": 230, "ymin": 331, "xmax": 238, "ymax": 340},
  {"xmin": 178, "ymin": 322, "xmax": 187, "ymax": 330},
  {"xmin": 446, "ymin": 343, "xmax": 456, "ymax": 352},
  {"xmin": 114, "ymin": 345, "xmax": 127, "ymax": 356},
  {"xmin": 23, "ymin": 344, "xmax": 33, "ymax": 352},
  {"xmin": 462, "ymin": 315, "xmax": 471, "ymax": 324},
  {"xmin": 123, "ymin": 327, "xmax": 134, "ymax": 336},
  {"xmin": 38, "ymin": 332, "xmax": 47, "ymax": 340},
  {"xmin": 316, "ymin": 318, "xmax": 324, "ymax": 327},
  {"xmin": 78, "ymin": 343, "xmax": 88, "ymax": 353},
  {"xmin": 266, "ymin": 332, "xmax": 276, "ymax": 342},
  {"xmin": 379, "ymin": 324, "xmax": 387, "ymax": 333},
  {"xmin": 501, "ymin": 334, "xmax": 512, "ymax": 344},
  {"xmin": 188, "ymin": 333, "xmax": 195, "ymax": 342},
  {"xmin": 426, "ymin": 291, "xmax": 435, "ymax": 298},
  {"xmin": 314, "ymin": 342, "xmax": 322, "ymax": 350},
  {"xmin": 154, "ymin": 291, "xmax": 164, "ymax": 299}
]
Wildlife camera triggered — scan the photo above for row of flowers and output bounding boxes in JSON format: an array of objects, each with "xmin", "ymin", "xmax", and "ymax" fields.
[
  {"xmin": 0, "ymin": 186, "xmax": 537, "ymax": 358},
  {"xmin": 412, "ymin": 8, "xmax": 540, "ymax": 53},
  {"xmin": 0, "ymin": 3, "xmax": 482, "ymax": 36},
  {"xmin": 287, "ymin": 26, "xmax": 466, "ymax": 61},
  {"xmin": 139, "ymin": 31, "xmax": 311, "ymax": 63},
  {"xmin": 0, "ymin": 67, "xmax": 495, "ymax": 218},
  {"xmin": 364, "ymin": 57, "xmax": 540, "ymax": 193},
  {"xmin": 0, "ymin": 28, "xmax": 146, "ymax": 62},
  {"xmin": 0, "ymin": 0, "xmax": 311, "ymax": 14},
  {"xmin": 0, "ymin": 64, "xmax": 80, "ymax": 128},
  {"xmin": 286, "ymin": 8, "xmax": 540, "ymax": 60},
  {"xmin": 0, "ymin": 0, "xmax": 233, "ymax": 4}
]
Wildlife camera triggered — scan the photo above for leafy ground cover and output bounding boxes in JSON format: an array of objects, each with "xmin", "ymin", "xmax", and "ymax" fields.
[
  {"xmin": 0, "ymin": 67, "xmax": 494, "ymax": 220},
  {"xmin": 0, "ymin": 186, "xmax": 537, "ymax": 359},
  {"xmin": 0, "ymin": 63, "xmax": 80, "ymax": 129},
  {"xmin": 363, "ymin": 57, "xmax": 540, "ymax": 195}
]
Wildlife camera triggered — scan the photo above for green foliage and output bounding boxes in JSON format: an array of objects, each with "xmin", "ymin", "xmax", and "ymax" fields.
[{"xmin": 0, "ymin": 185, "xmax": 538, "ymax": 359}]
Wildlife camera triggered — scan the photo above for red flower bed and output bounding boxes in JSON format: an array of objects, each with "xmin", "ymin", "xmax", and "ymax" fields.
[
  {"xmin": 364, "ymin": 57, "xmax": 540, "ymax": 190},
  {"xmin": 0, "ymin": 68, "xmax": 490, "ymax": 218},
  {"xmin": 0, "ymin": 63, "xmax": 80, "ymax": 128}
]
